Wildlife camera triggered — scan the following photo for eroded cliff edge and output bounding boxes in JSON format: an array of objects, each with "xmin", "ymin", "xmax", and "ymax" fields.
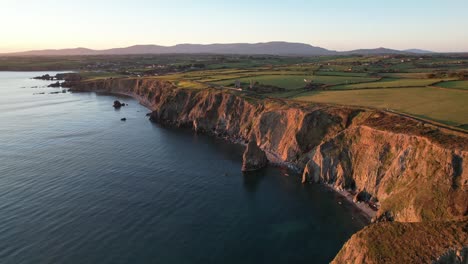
[
  {"xmin": 69, "ymin": 78, "xmax": 468, "ymax": 262},
  {"xmin": 332, "ymin": 220, "xmax": 468, "ymax": 264}
]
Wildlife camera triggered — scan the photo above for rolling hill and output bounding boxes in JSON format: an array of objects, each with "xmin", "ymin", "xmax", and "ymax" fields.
[
  {"xmin": 1, "ymin": 42, "xmax": 335, "ymax": 56},
  {"xmin": 0, "ymin": 42, "xmax": 440, "ymax": 56}
]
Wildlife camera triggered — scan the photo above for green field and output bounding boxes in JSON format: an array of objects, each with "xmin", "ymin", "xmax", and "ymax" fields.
[
  {"xmin": 379, "ymin": 72, "xmax": 433, "ymax": 79},
  {"xmin": 331, "ymin": 77, "xmax": 447, "ymax": 90},
  {"xmin": 294, "ymin": 87, "xmax": 468, "ymax": 126},
  {"xmin": 434, "ymin": 80, "xmax": 468, "ymax": 90},
  {"xmin": 314, "ymin": 71, "xmax": 371, "ymax": 77},
  {"xmin": 174, "ymin": 80, "xmax": 209, "ymax": 89},
  {"xmin": 213, "ymin": 75, "xmax": 378, "ymax": 90}
]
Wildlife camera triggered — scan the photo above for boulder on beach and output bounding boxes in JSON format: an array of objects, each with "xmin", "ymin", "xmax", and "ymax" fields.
[{"xmin": 242, "ymin": 137, "xmax": 268, "ymax": 172}]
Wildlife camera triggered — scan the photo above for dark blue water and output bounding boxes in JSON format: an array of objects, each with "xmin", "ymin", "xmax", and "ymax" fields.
[{"xmin": 0, "ymin": 72, "xmax": 366, "ymax": 264}]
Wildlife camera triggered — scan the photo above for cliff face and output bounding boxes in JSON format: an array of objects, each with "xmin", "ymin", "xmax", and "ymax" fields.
[
  {"xmin": 70, "ymin": 78, "xmax": 468, "ymax": 223},
  {"xmin": 332, "ymin": 220, "xmax": 468, "ymax": 264},
  {"xmin": 305, "ymin": 124, "xmax": 467, "ymax": 222}
]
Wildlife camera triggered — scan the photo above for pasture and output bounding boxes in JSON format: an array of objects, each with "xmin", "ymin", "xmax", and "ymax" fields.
[
  {"xmin": 294, "ymin": 87, "xmax": 468, "ymax": 127},
  {"xmin": 213, "ymin": 75, "xmax": 378, "ymax": 90},
  {"xmin": 434, "ymin": 80, "xmax": 468, "ymax": 90}
]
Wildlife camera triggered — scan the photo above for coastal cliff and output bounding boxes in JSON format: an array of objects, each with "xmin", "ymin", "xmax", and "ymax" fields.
[
  {"xmin": 332, "ymin": 220, "xmax": 468, "ymax": 264},
  {"xmin": 69, "ymin": 77, "xmax": 468, "ymax": 262}
]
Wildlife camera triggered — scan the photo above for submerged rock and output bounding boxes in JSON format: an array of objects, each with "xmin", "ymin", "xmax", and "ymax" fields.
[{"xmin": 242, "ymin": 138, "xmax": 268, "ymax": 172}]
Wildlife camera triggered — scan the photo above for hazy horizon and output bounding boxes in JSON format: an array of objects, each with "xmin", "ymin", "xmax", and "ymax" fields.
[
  {"xmin": 1, "ymin": 41, "xmax": 462, "ymax": 54},
  {"xmin": 1, "ymin": 0, "xmax": 468, "ymax": 53}
]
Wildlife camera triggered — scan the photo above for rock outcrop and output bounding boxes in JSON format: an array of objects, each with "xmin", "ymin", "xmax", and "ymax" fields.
[
  {"xmin": 69, "ymin": 77, "xmax": 468, "ymax": 261},
  {"xmin": 332, "ymin": 220, "xmax": 468, "ymax": 264},
  {"xmin": 34, "ymin": 73, "xmax": 81, "ymax": 82},
  {"xmin": 33, "ymin": 74, "xmax": 53, "ymax": 80},
  {"xmin": 55, "ymin": 73, "xmax": 81, "ymax": 82},
  {"xmin": 48, "ymin": 81, "xmax": 61, "ymax": 88},
  {"xmin": 113, "ymin": 100, "xmax": 124, "ymax": 108},
  {"xmin": 242, "ymin": 138, "xmax": 268, "ymax": 171}
]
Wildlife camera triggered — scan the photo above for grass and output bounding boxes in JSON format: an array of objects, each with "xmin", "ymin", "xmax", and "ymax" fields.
[
  {"xmin": 314, "ymin": 71, "xmax": 371, "ymax": 77},
  {"xmin": 294, "ymin": 87, "xmax": 468, "ymax": 126},
  {"xmin": 379, "ymin": 72, "xmax": 433, "ymax": 79},
  {"xmin": 434, "ymin": 80, "xmax": 468, "ymax": 90},
  {"xmin": 80, "ymin": 71, "xmax": 126, "ymax": 80},
  {"xmin": 331, "ymin": 77, "xmax": 447, "ymax": 90},
  {"xmin": 335, "ymin": 220, "xmax": 468, "ymax": 264},
  {"xmin": 175, "ymin": 80, "xmax": 208, "ymax": 89},
  {"xmin": 213, "ymin": 75, "xmax": 378, "ymax": 90}
]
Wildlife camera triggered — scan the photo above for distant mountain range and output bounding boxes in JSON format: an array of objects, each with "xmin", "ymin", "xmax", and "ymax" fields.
[
  {"xmin": 342, "ymin": 47, "xmax": 405, "ymax": 55},
  {"xmin": 0, "ymin": 42, "xmax": 437, "ymax": 56},
  {"xmin": 403, "ymin": 49, "xmax": 435, "ymax": 54}
]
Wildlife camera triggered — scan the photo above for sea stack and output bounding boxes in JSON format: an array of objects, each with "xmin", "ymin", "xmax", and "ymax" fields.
[
  {"xmin": 113, "ymin": 100, "xmax": 123, "ymax": 108},
  {"xmin": 242, "ymin": 137, "xmax": 268, "ymax": 172}
]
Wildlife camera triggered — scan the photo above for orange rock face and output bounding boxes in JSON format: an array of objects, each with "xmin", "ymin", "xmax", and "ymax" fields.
[{"xmin": 332, "ymin": 220, "xmax": 468, "ymax": 264}]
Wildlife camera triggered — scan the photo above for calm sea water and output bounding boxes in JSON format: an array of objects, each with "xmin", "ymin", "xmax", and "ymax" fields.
[{"xmin": 0, "ymin": 71, "xmax": 366, "ymax": 264}]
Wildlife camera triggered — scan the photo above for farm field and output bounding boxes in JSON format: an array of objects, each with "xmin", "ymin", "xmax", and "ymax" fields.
[
  {"xmin": 294, "ymin": 87, "xmax": 468, "ymax": 127},
  {"xmin": 314, "ymin": 71, "xmax": 371, "ymax": 77},
  {"xmin": 213, "ymin": 75, "xmax": 378, "ymax": 90},
  {"xmin": 434, "ymin": 80, "xmax": 468, "ymax": 90},
  {"xmin": 331, "ymin": 77, "xmax": 448, "ymax": 90},
  {"xmin": 75, "ymin": 54, "xmax": 468, "ymax": 130}
]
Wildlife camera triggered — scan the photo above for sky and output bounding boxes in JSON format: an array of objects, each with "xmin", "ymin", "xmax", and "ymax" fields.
[{"xmin": 1, "ymin": 0, "xmax": 467, "ymax": 53}]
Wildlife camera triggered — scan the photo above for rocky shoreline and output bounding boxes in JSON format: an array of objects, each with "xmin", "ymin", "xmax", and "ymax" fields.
[{"xmin": 67, "ymin": 77, "xmax": 467, "ymax": 263}]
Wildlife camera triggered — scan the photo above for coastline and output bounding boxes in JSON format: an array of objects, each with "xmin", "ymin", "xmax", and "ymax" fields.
[
  {"xmin": 67, "ymin": 77, "xmax": 467, "ymax": 221},
  {"xmin": 65, "ymin": 76, "xmax": 468, "ymax": 263},
  {"xmin": 72, "ymin": 88, "xmax": 376, "ymax": 222},
  {"xmin": 330, "ymin": 186, "xmax": 376, "ymax": 221}
]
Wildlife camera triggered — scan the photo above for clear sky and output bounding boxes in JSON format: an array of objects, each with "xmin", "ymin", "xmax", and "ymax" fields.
[{"xmin": 1, "ymin": 0, "xmax": 467, "ymax": 53}]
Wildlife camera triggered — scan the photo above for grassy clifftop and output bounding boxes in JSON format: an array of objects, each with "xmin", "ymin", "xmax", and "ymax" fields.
[{"xmin": 333, "ymin": 220, "xmax": 468, "ymax": 264}]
